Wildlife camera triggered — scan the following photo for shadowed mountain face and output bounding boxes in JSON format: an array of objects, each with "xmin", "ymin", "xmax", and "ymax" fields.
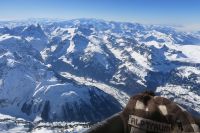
[
  {"xmin": 0, "ymin": 19, "xmax": 200, "ymax": 124},
  {"xmin": 21, "ymin": 85, "xmax": 122, "ymax": 123}
]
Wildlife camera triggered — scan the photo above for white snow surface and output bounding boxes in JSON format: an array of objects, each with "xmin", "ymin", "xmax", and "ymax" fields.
[
  {"xmin": 0, "ymin": 18, "xmax": 200, "ymax": 132},
  {"xmin": 165, "ymin": 44, "xmax": 200, "ymax": 63},
  {"xmin": 156, "ymin": 84, "xmax": 200, "ymax": 114}
]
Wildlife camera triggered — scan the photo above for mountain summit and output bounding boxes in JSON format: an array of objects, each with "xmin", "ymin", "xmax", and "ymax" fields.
[{"xmin": 0, "ymin": 19, "xmax": 200, "ymax": 132}]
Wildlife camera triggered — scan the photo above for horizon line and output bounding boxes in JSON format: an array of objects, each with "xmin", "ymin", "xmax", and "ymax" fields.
[{"xmin": 0, "ymin": 17, "xmax": 199, "ymax": 32}]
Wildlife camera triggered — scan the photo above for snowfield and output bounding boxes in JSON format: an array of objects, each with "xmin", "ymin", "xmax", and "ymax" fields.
[
  {"xmin": 156, "ymin": 84, "xmax": 200, "ymax": 114},
  {"xmin": 0, "ymin": 18, "xmax": 200, "ymax": 132}
]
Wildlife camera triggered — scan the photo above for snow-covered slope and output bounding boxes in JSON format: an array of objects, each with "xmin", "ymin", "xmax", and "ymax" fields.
[
  {"xmin": 0, "ymin": 18, "xmax": 200, "ymax": 132},
  {"xmin": 0, "ymin": 31, "xmax": 124, "ymax": 125}
]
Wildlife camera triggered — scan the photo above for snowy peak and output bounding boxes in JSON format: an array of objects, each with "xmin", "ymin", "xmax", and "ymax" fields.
[
  {"xmin": 22, "ymin": 24, "xmax": 46, "ymax": 38},
  {"xmin": 0, "ymin": 19, "xmax": 200, "ymax": 129}
]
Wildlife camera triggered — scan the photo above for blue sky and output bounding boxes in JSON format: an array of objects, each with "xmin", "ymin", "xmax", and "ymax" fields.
[{"xmin": 0, "ymin": 0, "xmax": 200, "ymax": 26}]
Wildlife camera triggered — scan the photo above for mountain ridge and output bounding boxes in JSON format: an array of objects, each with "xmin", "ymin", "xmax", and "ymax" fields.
[{"xmin": 0, "ymin": 18, "xmax": 200, "ymax": 132}]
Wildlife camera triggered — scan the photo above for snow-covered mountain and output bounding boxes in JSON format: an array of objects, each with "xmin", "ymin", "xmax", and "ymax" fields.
[{"xmin": 0, "ymin": 18, "xmax": 200, "ymax": 132}]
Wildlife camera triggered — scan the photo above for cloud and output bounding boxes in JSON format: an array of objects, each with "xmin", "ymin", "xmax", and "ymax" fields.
[{"xmin": 174, "ymin": 24, "xmax": 200, "ymax": 32}]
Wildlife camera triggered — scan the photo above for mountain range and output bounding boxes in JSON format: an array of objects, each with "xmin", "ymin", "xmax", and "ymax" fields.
[{"xmin": 0, "ymin": 18, "xmax": 200, "ymax": 132}]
